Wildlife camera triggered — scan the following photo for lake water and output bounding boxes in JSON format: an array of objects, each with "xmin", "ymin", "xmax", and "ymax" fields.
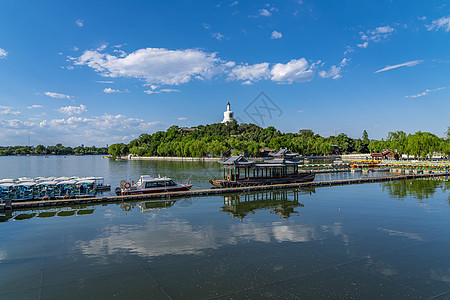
[{"xmin": 0, "ymin": 156, "xmax": 449, "ymax": 299}]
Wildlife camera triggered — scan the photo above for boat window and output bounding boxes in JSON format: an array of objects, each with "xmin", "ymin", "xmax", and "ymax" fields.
[
  {"xmin": 145, "ymin": 181, "xmax": 166, "ymax": 188},
  {"xmin": 166, "ymin": 180, "xmax": 176, "ymax": 186}
]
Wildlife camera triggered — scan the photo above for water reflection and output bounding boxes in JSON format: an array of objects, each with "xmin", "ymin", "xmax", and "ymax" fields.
[
  {"xmin": 137, "ymin": 200, "xmax": 175, "ymax": 212},
  {"xmin": 0, "ymin": 206, "xmax": 96, "ymax": 222},
  {"xmin": 381, "ymin": 177, "xmax": 449, "ymax": 202},
  {"xmin": 222, "ymin": 188, "xmax": 310, "ymax": 220}
]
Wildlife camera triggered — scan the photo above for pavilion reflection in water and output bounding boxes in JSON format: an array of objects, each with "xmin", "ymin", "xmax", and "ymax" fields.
[{"xmin": 221, "ymin": 188, "xmax": 313, "ymax": 220}]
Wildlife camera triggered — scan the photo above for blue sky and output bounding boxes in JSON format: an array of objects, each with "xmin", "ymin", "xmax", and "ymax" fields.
[{"xmin": 0, "ymin": 0, "xmax": 449, "ymax": 146}]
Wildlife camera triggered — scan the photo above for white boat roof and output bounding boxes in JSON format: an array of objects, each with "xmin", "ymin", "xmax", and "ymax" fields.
[
  {"xmin": 39, "ymin": 181, "xmax": 57, "ymax": 185},
  {"xmin": 77, "ymin": 180, "xmax": 95, "ymax": 184},
  {"xmin": 17, "ymin": 178, "xmax": 34, "ymax": 182},
  {"xmin": 56, "ymin": 177, "xmax": 71, "ymax": 181},
  {"xmin": 35, "ymin": 178, "xmax": 54, "ymax": 182},
  {"xmin": 0, "ymin": 183, "xmax": 15, "ymax": 187},
  {"xmin": 57, "ymin": 180, "xmax": 77, "ymax": 185},
  {"xmin": 17, "ymin": 182, "xmax": 37, "ymax": 186},
  {"xmin": 0, "ymin": 179, "xmax": 15, "ymax": 183},
  {"xmin": 140, "ymin": 175, "xmax": 172, "ymax": 181}
]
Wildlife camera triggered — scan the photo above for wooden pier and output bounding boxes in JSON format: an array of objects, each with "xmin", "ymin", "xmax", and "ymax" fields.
[{"xmin": 0, "ymin": 172, "xmax": 447, "ymax": 210}]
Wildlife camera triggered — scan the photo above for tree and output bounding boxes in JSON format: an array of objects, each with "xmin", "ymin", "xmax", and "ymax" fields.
[
  {"xmin": 387, "ymin": 131, "xmax": 407, "ymax": 155},
  {"xmin": 35, "ymin": 145, "xmax": 46, "ymax": 155},
  {"xmin": 108, "ymin": 143, "xmax": 128, "ymax": 157},
  {"xmin": 361, "ymin": 130, "xmax": 370, "ymax": 153}
]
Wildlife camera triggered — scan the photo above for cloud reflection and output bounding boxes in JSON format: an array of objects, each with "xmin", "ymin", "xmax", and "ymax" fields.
[{"xmin": 76, "ymin": 217, "xmax": 351, "ymax": 260}]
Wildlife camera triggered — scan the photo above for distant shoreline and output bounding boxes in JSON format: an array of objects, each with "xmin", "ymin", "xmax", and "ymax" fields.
[
  {"xmin": 122, "ymin": 156, "xmax": 223, "ymax": 161},
  {"xmin": 120, "ymin": 155, "xmax": 345, "ymax": 162},
  {"xmin": 0, "ymin": 154, "xmax": 107, "ymax": 157}
]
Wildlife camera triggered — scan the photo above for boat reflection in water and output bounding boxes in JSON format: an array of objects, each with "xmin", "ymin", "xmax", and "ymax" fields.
[
  {"xmin": 0, "ymin": 206, "xmax": 95, "ymax": 223},
  {"xmin": 119, "ymin": 200, "xmax": 176, "ymax": 213},
  {"xmin": 222, "ymin": 188, "xmax": 313, "ymax": 220}
]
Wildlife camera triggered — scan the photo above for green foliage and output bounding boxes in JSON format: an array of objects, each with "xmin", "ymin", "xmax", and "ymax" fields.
[
  {"xmin": 0, "ymin": 145, "xmax": 107, "ymax": 156},
  {"xmin": 108, "ymin": 143, "xmax": 128, "ymax": 158},
  {"xmin": 105, "ymin": 123, "xmax": 449, "ymax": 158}
]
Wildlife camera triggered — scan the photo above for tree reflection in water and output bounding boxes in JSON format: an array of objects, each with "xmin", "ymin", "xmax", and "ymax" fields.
[
  {"xmin": 381, "ymin": 177, "xmax": 449, "ymax": 202},
  {"xmin": 221, "ymin": 187, "xmax": 314, "ymax": 220}
]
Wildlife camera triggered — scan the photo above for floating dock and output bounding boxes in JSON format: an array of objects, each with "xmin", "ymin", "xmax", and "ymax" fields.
[{"xmin": 0, "ymin": 172, "xmax": 447, "ymax": 210}]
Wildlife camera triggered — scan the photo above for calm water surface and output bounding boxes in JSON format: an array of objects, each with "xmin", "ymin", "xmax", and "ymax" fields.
[{"xmin": 0, "ymin": 156, "xmax": 449, "ymax": 299}]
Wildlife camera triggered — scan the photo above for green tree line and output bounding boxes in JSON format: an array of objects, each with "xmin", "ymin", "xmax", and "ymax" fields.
[
  {"xmin": 108, "ymin": 122, "xmax": 450, "ymax": 158},
  {"xmin": 0, "ymin": 144, "xmax": 108, "ymax": 156}
]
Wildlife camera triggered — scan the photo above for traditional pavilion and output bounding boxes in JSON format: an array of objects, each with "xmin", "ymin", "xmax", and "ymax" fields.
[
  {"xmin": 219, "ymin": 149, "xmax": 301, "ymax": 181},
  {"xmin": 221, "ymin": 102, "xmax": 235, "ymax": 124}
]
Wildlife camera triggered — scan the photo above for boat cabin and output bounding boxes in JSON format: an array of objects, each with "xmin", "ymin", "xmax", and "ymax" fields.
[{"xmin": 136, "ymin": 175, "xmax": 177, "ymax": 188}]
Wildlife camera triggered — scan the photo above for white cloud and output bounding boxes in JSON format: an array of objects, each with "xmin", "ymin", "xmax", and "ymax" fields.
[
  {"xmin": 97, "ymin": 44, "xmax": 108, "ymax": 51},
  {"xmin": 426, "ymin": 16, "xmax": 450, "ymax": 32},
  {"xmin": 72, "ymin": 47, "xmax": 225, "ymax": 86},
  {"xmin": 271, "ymin": 31, "xmax": 283, "ymax": 39},
  {"xmin": 0, "ymin": 48, "xmax": 7, "ymax": 59},
  {"xmin": 201, "ymin": 23, "xmax": 211, "ymax": 30},
  {"xmin": 73, "ymin": 45, "xmax": 329, "ymax": 86},
  {"xmin": 103, "ymin": 88, "xmax": 121, "ymax": 93},
  {"xmin": 177, "ymin": 117, "xmax": 187, "ymax": 120},
  {"xmin": 212, "ymin": 32, "xmax": 225, "ymax": 40},
  {"xmin": 144, "ymin": 88, "xmax": 179, "ymax": 94},
  {"xmin": 57, "ymin": 104, "xmax": 87, "ymax": 115},
  {"xmin": 344, "ymin": 46, "xmax": 354, "ymax": 55},
  {"xmin": 259, "ymin": 9, "xmax": 272, "ymax": 16},
  {"xmin": 373, "ymin": 26, "xmax": 394, "ymax": 34},
  {"xmin": 357, "ymin": 42, "xmax": 368, "ymax": 48},
  {"xmin": 0, "ymin": 114, "xmax": 164, "ymax": 146},
  {"xmin": 27, "ymin": 105, "xmax": 43, "ymax": 109},
  {"xmin": 43, "ymin": 92, "xmax": 73, "ymax": 99},
  {"xmin": 270, "ymin": 58, "xmax": 315, "ymax": 83},
  {"xmin": 75, "ymin": 19, "xmax": 84, "ymax": 27},
  {"xmin": 228, "ymin": 63, "xmax": 270, "ymax": 83},
  {"xmin": 405, "ymin": 87, "xmax": 447, "ymax": 98},
  {"xmin": 319, "ymin": 58, "xmax": 348, "ymax": 80},
  {"xmin": 230, "ymin": 1, "xmax": 238, "ymax": 6},
  {"xmin": 375, "ymin": 60, "xmax": 423, "ymax": 73},
  {"xmin": 113, "ymin": 49, "xmax": 127, "ymax": 57},
  {"xmin": 358, "ymin": 25, "xmax": 394, "ymax": 48},
  {"xmin": 96, "ymin": 80, "xmax": 114, "ymax": 83},
  {"xmin": 0, "ymin": 106, "xmax": 21, "ymax": 115}
]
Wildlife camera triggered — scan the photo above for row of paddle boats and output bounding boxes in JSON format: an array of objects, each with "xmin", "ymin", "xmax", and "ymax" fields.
[{"xmin": 0, "ymin": 177, "xmax": 110, "ymax": 202}]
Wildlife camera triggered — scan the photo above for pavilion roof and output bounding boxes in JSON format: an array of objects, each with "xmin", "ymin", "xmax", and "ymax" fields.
[
  {"xmin": 269, "ymin": 148, "xmax": 299, "ymax": 157},
  {"xmin": 220, "ymin": 155, "xmax": 254, "ymax": 165}
]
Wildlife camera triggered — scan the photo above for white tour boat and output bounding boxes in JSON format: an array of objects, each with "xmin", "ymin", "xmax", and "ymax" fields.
[{"xmin": 115, "ymin": 175, "xmax": 193, "ymax": 196}]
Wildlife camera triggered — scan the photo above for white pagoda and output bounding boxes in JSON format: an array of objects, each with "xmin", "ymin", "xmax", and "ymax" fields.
[{"xmin": 221, "ymin": 102, "xmax": 235, "ymax": 124}]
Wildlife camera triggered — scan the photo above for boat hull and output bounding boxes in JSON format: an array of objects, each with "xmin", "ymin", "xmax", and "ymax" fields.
[
  {"xmin": 96, "ymin": 185, "xmax": 111, "ymax": 191},
  {"xmin": 116, "ymin": 184, "xmax": 193, "ymax": 196},
  {"xmin": 209, "ymin": 173, "xmax": 315, "ymax": 188}
]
